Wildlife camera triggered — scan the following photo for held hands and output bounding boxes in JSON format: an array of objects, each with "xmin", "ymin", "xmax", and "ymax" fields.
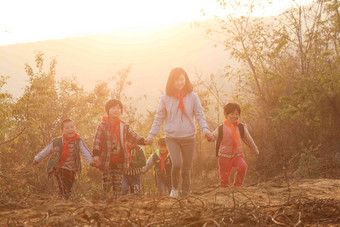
[
  {"xmin": 204, "ymin": 131, "xmax": 214, "ymax": 142},
  {"xmin": 144, "ymin": 137, "xmax": 154, "ymax": 145},
  {"xmin": 91, "ymin": 156, "xmax": 100, "ymax": 168}
]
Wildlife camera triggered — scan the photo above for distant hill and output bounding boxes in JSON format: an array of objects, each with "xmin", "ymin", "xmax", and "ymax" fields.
[{"xmin": 0, "ymin": 21, "xmax": 231, "ymax": 111}]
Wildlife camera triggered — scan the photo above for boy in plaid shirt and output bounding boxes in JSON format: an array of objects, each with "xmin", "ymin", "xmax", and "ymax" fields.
[{"xmin": 92, "ymin": 99, "xmax": 147, "ymax": 196}]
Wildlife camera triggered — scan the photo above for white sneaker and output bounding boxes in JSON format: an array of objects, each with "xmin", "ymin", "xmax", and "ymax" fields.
[{"xmin": 170, "ymin": 189, "xmax": 179, "ymax": 198}]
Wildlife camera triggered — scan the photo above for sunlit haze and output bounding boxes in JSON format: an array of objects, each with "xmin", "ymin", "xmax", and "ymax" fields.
[{"xmin": 0, "ymin": 0, "xmax": 314, "ymax": 46}]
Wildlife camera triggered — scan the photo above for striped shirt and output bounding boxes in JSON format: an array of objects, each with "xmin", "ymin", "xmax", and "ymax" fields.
[
  {"xmin": 124, "ymin": 167, "xmax": 143, "ymax": 175},
  {"xmin": 62, "ymin": 141, "xmax": 77, "ymax": 171}
]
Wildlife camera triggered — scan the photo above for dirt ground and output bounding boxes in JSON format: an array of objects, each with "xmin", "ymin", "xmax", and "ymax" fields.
[{"xmin": 0, "ymin": 178, "xmax": 339, "ymax": 226}]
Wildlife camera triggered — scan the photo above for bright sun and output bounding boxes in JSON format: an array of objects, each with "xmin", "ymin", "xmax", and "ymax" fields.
[{"xmin": 0, "ymin": 0, "xmax": 314, "ymax": 46}]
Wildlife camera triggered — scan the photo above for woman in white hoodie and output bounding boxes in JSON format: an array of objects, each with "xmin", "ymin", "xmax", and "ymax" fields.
[{"xmin": 146, "ymin": 67, "xmax": 212, "ymax": 198}]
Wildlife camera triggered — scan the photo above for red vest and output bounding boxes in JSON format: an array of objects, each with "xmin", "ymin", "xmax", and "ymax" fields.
[{"xmin": 218, "ymin": 124, "xmax": 243, "ymax": 157}]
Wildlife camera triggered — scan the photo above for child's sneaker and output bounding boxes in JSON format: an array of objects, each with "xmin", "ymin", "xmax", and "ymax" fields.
[{"xmin": 170, "ymin": 189, "xmax": 179, "ymax": 198}]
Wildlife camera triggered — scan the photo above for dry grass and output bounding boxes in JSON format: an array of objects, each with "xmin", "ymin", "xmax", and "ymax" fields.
[{"xmin": 1, "ymin": 179, "xmax": 340, "ymax": 226}]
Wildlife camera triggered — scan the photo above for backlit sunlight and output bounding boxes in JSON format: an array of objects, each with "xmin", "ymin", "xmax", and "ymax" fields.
[{"xmin": 0, "ymin": 0, "xmax": 314, "ymax": 46}]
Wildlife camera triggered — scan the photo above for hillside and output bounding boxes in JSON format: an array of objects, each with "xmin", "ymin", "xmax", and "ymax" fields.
[
  {"xmin": 0, "ymin": 21, "xmax": 231, "ymax": 110},
  {"xmin": 1, "ymin": 178, "xmax": 339, "ymax": 226}
]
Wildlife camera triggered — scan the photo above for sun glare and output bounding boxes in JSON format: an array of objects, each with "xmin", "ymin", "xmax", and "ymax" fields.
[
  {"xmin": 0, "ymin": 0, "xmax": 213, "ymax": 46},
  {"xmin": 0, "ymin": 0, "xmax": 315, "ymax": 46}
]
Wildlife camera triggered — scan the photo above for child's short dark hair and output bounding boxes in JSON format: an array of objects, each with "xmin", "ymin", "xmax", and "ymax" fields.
[
  {"xmin": 158, "ymin": 138, "xmax": 166, "ymax": 147},
  {"xmin": 224, "ymin": 103, "xmax": 241, "ymax": 115},
  {"xmin": 61, "ymin": 119, "xmax": 74, "ymax": 130},
  {"xmin": 105, "ymin": 99, "xmax": 123, "ymax": 116}
]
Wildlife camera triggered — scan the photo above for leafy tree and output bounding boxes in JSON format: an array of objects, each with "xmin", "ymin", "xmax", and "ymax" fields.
[
  {"xmin": 0, "ymin": 52, "xmax": 144, "ymax": 198},
  {"xmin": 0, "ymin": 76, "xmax": 15, "ymax": 146},
  {"xmin": 203, "ymin": 0, "xmax": 340, "ymax": 178},
  {"xmin": 108, "ymin": 67, "xmax": 146, "ymax": 125}
]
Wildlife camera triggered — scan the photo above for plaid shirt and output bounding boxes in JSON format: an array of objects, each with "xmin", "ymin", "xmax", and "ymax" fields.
[{"xmin": 93, "ymin": 120, "xmax": 145, "ymax": 171}]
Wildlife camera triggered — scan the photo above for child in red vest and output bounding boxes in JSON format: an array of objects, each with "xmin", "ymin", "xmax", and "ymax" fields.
[
  {"xmin": 142, "ymin": 138, "xmax": 172, "ymax": 196},
  {"xmin": 92, "ymin": 99, "xmax": 146, "ymax": 197},
  {"xmin": 210, "ymin": 103, "xmax": 259, "ymax": 187},
  {"xmin": 33, "ymin": 119, "xmax": 94, "ymax": 199}
]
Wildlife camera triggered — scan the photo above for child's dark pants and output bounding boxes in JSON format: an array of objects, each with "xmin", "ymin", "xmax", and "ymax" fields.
[
  {"xmin": 122, "ymin": 173, "xmax": 141, "ymax": 195},
  {"xmin": 54, "ymin": 168, "xmax": 76, "ymax": 199}
]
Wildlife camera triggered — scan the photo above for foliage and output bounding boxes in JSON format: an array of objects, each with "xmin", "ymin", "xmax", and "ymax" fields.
[
  {"xmin": 294, "ymin": 145, "xmax": 321, "ymax": 178},
  {"xmin": 2, "ymin": 0, "xmax": 340, "ymax": 201},
  {"xmin": 205, "ymin": 0, "xmax": 340, "ymax": 178},
  {"xmin": 0, "ymin": 52, "xmax": 146, "ymax": 199}
]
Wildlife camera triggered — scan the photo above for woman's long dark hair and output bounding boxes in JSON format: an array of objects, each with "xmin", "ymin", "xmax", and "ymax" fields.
[{"xmin": 165, "ymin": 67, "xmax": 193, "ymax": 96}]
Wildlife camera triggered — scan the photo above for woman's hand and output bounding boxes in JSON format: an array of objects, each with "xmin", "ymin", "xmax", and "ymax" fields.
[{"xmin": 204, "ymin": 131, "xmax": 214, "ymax": 141}]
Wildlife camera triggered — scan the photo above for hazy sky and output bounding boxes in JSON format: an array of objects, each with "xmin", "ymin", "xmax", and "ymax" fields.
[{"xmin": 0, "ymin": 0, "xmax": 314, "ymax": 46}]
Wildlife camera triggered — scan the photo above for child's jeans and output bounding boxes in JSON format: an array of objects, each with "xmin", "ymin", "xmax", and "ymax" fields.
[
  {"xmin": 102, "ymin": 163, "xmax": 123, "ymax": 196},
  {"xmin": 218, "ymin": 155, "xmax": 248, "ymax": 187},
  {"xmin": 54, "ymin": 168, "xmax": 76, "ymax": 199},
  {"xmin": 122, "ymin": 173, "xmax": 141, "ymax": 195},
  {"xmin": 156, "ymin": 174, "xmax": 171, "ymax": 196}
]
